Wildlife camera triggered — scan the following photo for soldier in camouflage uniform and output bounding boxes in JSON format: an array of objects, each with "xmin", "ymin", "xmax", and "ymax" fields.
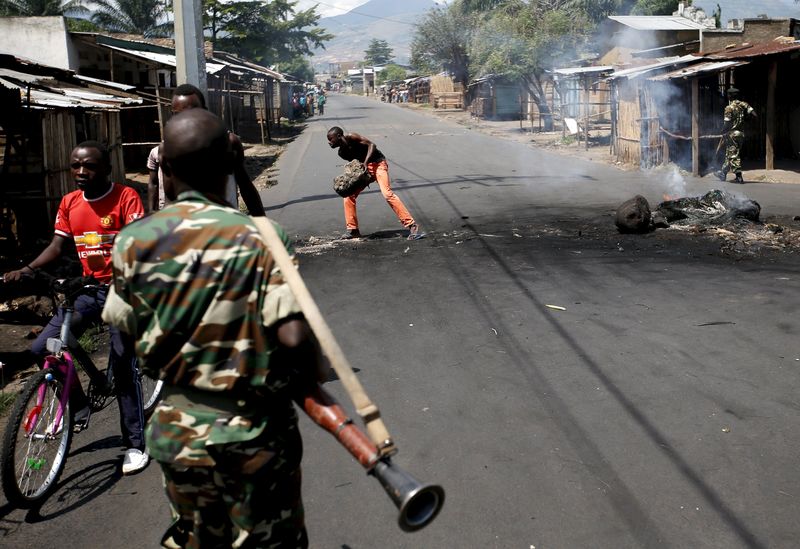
[
  {"xmin": 103, "ymin": 109, "xmax": 327, "ymax": 548},
  {"xmin": 715, "ymin": 87, "xmax": 756, "ymax": 184}
]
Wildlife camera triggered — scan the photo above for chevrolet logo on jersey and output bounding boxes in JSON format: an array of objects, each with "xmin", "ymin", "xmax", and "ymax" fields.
[{"xmin": 74, "ymin": 232, "xmax": 113, "ymax": 249}]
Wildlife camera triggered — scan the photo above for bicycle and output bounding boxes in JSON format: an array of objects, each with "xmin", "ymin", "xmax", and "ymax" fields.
[{"xmin": 0, "ymin": 275, "xmax": 162, "ymax": 507}]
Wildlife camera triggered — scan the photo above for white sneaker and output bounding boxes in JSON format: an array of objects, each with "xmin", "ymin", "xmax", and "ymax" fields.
[
  {"xmin": 122, "ymin": 448, "xmax": 150, "ymax": 475},
  {"xmin": 73, "ymin": 406, "xmax": 91, "ymax": 433}
]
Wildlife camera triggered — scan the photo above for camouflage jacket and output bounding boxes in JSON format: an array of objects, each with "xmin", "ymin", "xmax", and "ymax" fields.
[
  {"xmin": 102, "ymin": 191, "xmax": 302, "ymax": 465},
  {"xmin": 724, "ymin": 100, "xmax": 754, "ymax": 135}
]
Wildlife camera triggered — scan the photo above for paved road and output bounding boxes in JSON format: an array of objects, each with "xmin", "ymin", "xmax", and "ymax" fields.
[{"xmin": 2, "ymin": 93, "xmax": 800, "ymax": 548}]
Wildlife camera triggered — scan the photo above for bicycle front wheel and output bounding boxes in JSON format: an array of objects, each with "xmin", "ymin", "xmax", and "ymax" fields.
[
  {"xmin": 138, "ymin": 366, "xmax": 163, "ymax": 417},
  {"xmin": 0, "ymin": 369, "xmax": 73, "ymax": 507}
]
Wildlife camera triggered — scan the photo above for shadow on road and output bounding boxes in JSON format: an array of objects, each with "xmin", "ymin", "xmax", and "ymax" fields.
[
  {"xmin": 24, "ymin": 458, "xmax": 120, "ymax": 523},
  {"xmin": 391, "ymin": 159, "xmax": 769, "ymax": 549},
  {"xmin": 265, "ymin": 173, "xmax": 568, "ymax": 213}
]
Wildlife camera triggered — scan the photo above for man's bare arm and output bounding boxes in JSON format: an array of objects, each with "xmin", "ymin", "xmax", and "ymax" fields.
[
  {"xmin": 229, "ymin": 133, "xmax": 266, "ymax": 216},
  {"xmin": 275, "ymin": 317, "xmax": 330, "ymax": 386},
  {"xmin": 147, "ymin": 170, "xmax": 160, "ymax": 212}
]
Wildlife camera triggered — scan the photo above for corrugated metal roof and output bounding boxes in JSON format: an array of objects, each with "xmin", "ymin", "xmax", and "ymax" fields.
[
  {"xmin": 608, "ymin": 55, "xmax": 698, "ymax": 80},
  {"xmin": 703, "ymin": 39, "xmax": 800, "ymax": 58},
  {"xmin": 554, "ymin": 65, "xmax": 615, "ymax": 76},
  {"xmin": 608, "ymin": 15, "xmax": 707, "ymax": 31},
  {"xmin": 648, "ymin": 60, "xmax": 749, "ymax": 80},
  {"xmin": 0, "ymin": 63, "xmax": 141, "ymax": 109},
  {"xmin": 75, "ymin": 74, "xmax": 137, "ymax": 92},
  {"xmin": 211, "ymin": 52, "xmax": 285, "ymax": 81},
  {"xmin": 0, "ymin": 79, "xmax": 140, "ymax": 108},
  {"xmin": 103, "ymin": 45, "xmax": 226, "ymax": 74}
]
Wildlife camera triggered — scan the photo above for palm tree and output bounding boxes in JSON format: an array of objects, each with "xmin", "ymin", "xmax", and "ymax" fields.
[
  {"xmin": 90, "ymin": 0, "xmax": 172, "ymax": 37},
  {"xmin": 1, "ymin": 0, "xmax": 86, "ymax": 17}
]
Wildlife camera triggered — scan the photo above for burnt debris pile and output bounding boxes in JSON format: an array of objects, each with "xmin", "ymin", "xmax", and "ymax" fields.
[
  {"xmin": 657, "ymin": 190, "xmax": 760, "ymax": 227},
  {"xmin": 615, "ymin": 190, "xmax": 800, "ymax": 255},
  {"xmin": 616, "ymin": 190, "xmax": 760, "ymax": 234}
]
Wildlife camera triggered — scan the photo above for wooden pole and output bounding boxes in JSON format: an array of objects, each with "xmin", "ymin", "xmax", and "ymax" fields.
[
  {"xmin": 584, "ymin": 78, "xmax": 590, "ymax": 151},
  {"xmin": 766, "ymin": 60, "xmax": 777, "ymax": 171},
  {"xmin": 251, "ymin": 217, "xmax": 397, "ymax": 457},
  {"xmin": 154, "ymin": 75, "xmax": 165, "ymax": 141},
  {"xmin": 691, "ymin": 78, "xmax": 699, "ymax": 176}
]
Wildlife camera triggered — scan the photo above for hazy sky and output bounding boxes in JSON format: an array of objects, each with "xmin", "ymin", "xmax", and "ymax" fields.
[{"xmin": 296, "ymin": 0, "xmax": 370, "ymax": 18}]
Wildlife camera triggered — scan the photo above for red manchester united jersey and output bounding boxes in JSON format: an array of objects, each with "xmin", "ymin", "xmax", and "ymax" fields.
[{"xmin": 54, "ymin": 183, "xmax": 144, "ymax": 283}]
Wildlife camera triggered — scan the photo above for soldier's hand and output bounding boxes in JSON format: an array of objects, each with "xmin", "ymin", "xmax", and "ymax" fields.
[{"xmin": 3, "ymin": 269, "xmax": 28, "ymax": 283}]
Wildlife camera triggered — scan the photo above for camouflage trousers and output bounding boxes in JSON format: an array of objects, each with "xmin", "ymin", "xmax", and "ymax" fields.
[
  {"xmin": 157, "ymin": 430, "xmax": 307, "ymax": 549},
  {"xmin": 721, "ymin": 131, "xmax": 744, "ymax": 174}
]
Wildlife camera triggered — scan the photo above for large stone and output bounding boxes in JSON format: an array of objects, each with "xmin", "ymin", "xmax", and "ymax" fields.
[{"xmin": 615, "ymin": 195, "xmax": 652, "ymax": 233}]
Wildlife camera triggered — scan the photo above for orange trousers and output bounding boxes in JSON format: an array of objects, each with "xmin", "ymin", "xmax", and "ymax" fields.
[{"xmin": 344, "ymin": 160, "xmax": 415, "ymax": 230}]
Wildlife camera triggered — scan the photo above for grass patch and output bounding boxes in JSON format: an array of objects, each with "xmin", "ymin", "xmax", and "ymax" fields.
[
  {"xmin": 0, "ymin": 390, "xmax": 17, "ymax": 416},
  {"xmin": 557, "ymin": 135, "xmax": 576, "ymax": 146},
  {"xmin": 78, "ymin": 323, "xmax": 103, "ymax": 354}
]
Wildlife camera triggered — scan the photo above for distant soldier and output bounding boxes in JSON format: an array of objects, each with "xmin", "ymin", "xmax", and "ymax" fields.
[{"xmin": 715, "ymin": 87, "xmax": 756, "ymax": 184}]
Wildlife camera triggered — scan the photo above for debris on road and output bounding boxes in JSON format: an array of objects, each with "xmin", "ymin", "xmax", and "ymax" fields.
[
  {"xmin": 545, "ymin": 304, "xmax": 566, "ymax": 311},
  {"xmin": 614, "ymin": 190, "xmax": 800, "ymax": 255}
]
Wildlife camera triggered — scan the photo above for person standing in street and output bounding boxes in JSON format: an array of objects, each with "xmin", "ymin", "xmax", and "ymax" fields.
[
  {"xmin": 147, "ymin": 84, "xmax": 266, "ymax": 215},
  {"xmin": 327, "ymin": 126, "xmax": 422, "ymax": 240},
  {"xmin": 317, "ymin": 91, "xmax": 326, "ymax": 115},
  {"xmin": 104, "ymin": 109, "xmax": 328, "ymax": 548},
  {"xmin": 715, "ymin": 87, "xmax": 756, "ymax": 184},
  {"xmin": 4, "ymin": 141, "xmax": 149, "ymax": 475}
]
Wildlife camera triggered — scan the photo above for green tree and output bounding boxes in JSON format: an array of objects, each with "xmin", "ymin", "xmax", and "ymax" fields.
[
  {"xmin": 212, "ymin": 0, "xmax": 332, "ymax": 68},
  {"xmin": 363, "ymin": 39, "xmax": 393, "ymax": 66},
  {"xmin": 563, "ymin": 0, "xmax": 636, "ymax": 22},
  {"xmin": 280, "ymin": 56, "xmax": 314, "ymax": 82},
  {"xmin": 91, "ymin": 0, "xmax": 172, "ymax": 37},
  {"xmin": 377, "ymin": 63, "xmax": 407, "ymax": 84},
  {"xmin": 410, "ymin": 3, "xmax": 475, "ymax": 88},
  {"xmin": 469, "ymin": 0, "xmax": 590, "ymax": 130},
  {"xmin": 1, "ymin": 0, "xmax": 86, "ymax": 16},
  {"xmin": 630, "ymin": 0, "xmax": 680, "ymax": 15}
]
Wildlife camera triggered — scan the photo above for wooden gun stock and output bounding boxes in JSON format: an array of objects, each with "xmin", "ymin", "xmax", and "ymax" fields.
[{"xmin": 297, "ymin": 384, "xmax": 381, "ymax": 470}]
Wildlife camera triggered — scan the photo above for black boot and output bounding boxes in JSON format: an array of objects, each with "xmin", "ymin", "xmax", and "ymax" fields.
[{"xmin": 734, "ymin": 172, "xmax": 744, "ymax": 183}]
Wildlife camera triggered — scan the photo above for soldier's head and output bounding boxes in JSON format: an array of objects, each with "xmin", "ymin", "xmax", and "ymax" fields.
[
  {"xmin": 726, "ymin": 87, "xmax": 739, "ymax": 99},
  {"xmin": 161, "ymin": 109, "xmax": 233, "ymax": 201},
  {"xmin": 70, "ymin": 141, "xmax": 111, "ymax": 194},
  {"xmin": 171, "ymin": 83, "xmax": 207, "ymax": 114},
  {"xmin": 327, "ymin": 126, "xmax": 345, "ymax": 149}
]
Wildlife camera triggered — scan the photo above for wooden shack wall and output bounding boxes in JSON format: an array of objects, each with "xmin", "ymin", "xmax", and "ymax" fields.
[
  {"xmin": 42, "ymin": 111, "xmax": 76, "ymax": 222},
  {"xmin": 614, "ymin": 79, "xmax": 642, "ymax": 166}
]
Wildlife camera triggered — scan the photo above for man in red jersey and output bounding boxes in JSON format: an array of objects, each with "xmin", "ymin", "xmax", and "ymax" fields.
[{"xmin": 4, "ymin": 141, "xmax": 149, "ymax": 475}]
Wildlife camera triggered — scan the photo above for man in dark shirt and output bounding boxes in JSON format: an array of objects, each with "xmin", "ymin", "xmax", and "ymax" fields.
[
  {"xmin": 148, "ymin": 84, "xmax": 266, "ymax": 215},
  {"xmin": 327, "ymin": 126, "xmax": 422, "ymax": 240}
]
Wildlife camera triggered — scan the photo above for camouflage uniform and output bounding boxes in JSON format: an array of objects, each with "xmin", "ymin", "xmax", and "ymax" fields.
[
  {"xmin": 103, "ymin": 191, "xmax": 307, "ymax": 548},
  {"xmin": 721, "ymin": 99, "xmax": 754, "ymax": 175}
]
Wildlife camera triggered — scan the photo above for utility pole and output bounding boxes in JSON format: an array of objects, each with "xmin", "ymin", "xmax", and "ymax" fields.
[{"xmin": 173, "ymin": 0, "xmax": 207, "ymax": 99}]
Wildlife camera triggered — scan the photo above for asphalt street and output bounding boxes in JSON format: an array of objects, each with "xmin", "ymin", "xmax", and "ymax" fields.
[{"xmin": 2, "ymin": 93, "xmax": 800, "ymax": 548}]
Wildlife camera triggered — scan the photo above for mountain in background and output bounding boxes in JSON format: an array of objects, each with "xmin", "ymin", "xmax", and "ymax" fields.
[
  {"xmin": 312, "ymin": 0, "xmax": 439, "ymax": 71},
  {"xmin": 691, "ymin": 0, "xmax": 800, "ymax": 23}
]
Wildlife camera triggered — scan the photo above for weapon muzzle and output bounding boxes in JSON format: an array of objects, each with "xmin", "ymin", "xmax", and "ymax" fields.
[{"xmin": 371, "ymin": 459, "xmax": 445, "ymax": 532}]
